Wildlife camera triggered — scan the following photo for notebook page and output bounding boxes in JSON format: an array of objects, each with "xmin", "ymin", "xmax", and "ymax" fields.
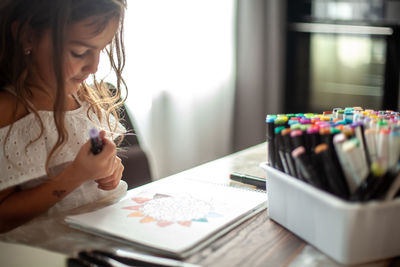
[{"xmin": 65, "ymin": 177, "xmax": 267, "ymax": 257}]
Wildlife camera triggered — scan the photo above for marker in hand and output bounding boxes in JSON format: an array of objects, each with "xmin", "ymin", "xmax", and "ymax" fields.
[{"xmin": 89, "ymin": 128, "xmax": 103, "ymax": 155}]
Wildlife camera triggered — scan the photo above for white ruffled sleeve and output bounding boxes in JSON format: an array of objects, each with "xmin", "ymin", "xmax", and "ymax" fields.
[{"xmin": 0, "ymin": 115, "xmax": 54, "ymax": 190}]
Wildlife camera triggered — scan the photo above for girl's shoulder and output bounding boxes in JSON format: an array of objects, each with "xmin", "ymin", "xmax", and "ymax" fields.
[{"xmin": 0, "ymin": 91, "xmax": 29, "ymax": 128}]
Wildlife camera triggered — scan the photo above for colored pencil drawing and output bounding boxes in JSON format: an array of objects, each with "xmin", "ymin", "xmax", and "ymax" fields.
[{"xmin": 122, "ymin": 193, "xmax": 223, "ymax": 227}]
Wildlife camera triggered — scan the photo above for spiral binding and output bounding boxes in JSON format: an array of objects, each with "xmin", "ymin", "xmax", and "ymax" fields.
[{"xmin": 187, "ymin": 178, "xmax": 266, "ymax": 194}]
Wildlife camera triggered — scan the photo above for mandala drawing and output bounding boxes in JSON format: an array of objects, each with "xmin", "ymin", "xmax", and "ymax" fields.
[{"xmin": 122, "ymin": 193, "xmax": 223, "ymax": 227}]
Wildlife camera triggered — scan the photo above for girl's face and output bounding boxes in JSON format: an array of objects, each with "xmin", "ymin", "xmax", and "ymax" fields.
[{"xmin": 30, "ymin": 17, "xmax": 119, "ymax": 96}]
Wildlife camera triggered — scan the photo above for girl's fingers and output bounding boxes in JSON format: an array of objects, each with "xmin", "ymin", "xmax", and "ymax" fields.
[
  {"xmin": 95, "ymin": 156, "xmax": 120, "ymax": 180},
  {"xmin": 98, "ymin": 181, "xmax": 119, "ymax": 190},
  {"xmin": 99, "ymin": 130, "xmax": 106, "ymax": 140},
  {"xmin": 98, "ymin": 178, "xmax": 120, "ymax": 190},
  {"xmin": 97, "ymin": 159, "xmax": 124, "ymax": 190},
  {"xmin": 94, "ymin": 132, "xmax": 116, "ymax": 158},
  {"xmin": 95, "ymin": 176, "xmax": 113, "ymax": 184},
  {"xmin": 104, "ymin": 152, "xmax": 119, "ymax": 178}
]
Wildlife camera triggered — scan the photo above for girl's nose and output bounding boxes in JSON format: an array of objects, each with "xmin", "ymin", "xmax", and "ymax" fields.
[{"xmin": 83, "ymin": 52, "xmax": 100, "ymax": 74}]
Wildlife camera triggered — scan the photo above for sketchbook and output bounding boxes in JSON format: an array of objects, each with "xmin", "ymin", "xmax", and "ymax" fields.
[{"xmin": 65, "ymin": 176, "xmax": 267, "ymax": 259}]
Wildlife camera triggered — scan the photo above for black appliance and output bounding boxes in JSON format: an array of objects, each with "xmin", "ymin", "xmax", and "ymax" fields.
[{"xmin": 284, "ymin": 0, "xmax": 400, "ymax": 113}]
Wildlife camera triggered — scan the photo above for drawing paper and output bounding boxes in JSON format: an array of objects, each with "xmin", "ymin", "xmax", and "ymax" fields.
[{"xmin": 65, "ymin": 177, "xmax": 267, "ymax": 258}]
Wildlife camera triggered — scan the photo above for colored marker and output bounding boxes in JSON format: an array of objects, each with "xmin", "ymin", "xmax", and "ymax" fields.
[
  {"xmin": 292, "ymin": 146, "xmax": 325, "ymax": 189},
  {"xmin": 89, "ymin": 128, "xmax": 103, "ymax": 155},
  {"xmin": 230, "ymin": 172, "xmax": 266, "ymax": 190},
  {"xmin": 290, "ymin": 129, "xmax": 305, "ymax": 150},
  {"xmin": 352, "ymin": 121, "xmax": 370, "ymax": 168},
  {"xmin": 389, "ymin": 125, "xmax": 400, "ymax": 169},
  {"xmin": 274, "ymin": 126, "xmax": 286, "ymax": 171},
  {"xmin": 341, "ymin": 126, "xmax": 354, "ymax": 138},
  {"xmin": 364, "ymin": 128, "xmax": 378, "ymax": 163},
  {"xmin": 344, "ymin": 112, "xmax": 353, "ymax": 123},
  {"xmin": 306, "ymin": 126, "xmax": 320, "ymax": 165},
  {"xmin": 337, "ymin": 110, "xmax": 344, "ymax": 119},
  {"xmin": 281, "ymin": 128, "xmax": 297, "ymax": 177},
  {"xmin": 266, "ymin": 116, "xmax": 275, "ymax": 166},
  {"xmin": 342, "ymin": 138, "xmax": 369, "ymax": 190},
  {"xmin": 277, "ymin": 128, "xmax": 290, "ymax": 174},
  {"xmin": 377, "ymin": 129, "xmax": 390, "ymax": 172},
  {"xmin": 314, "ymin": 143, "xmax": 350, "ymax": 199},
  {"xmin": 323, "ymin": 111, "xmax": 333, "ymax": 118},
  {"xmin": 369, "ymin": 163, "xmax": 400, "ymax": 200},
  {"xmin": 332, "ymin": 107, "xmax": 342, "ymax": 119},
  {"xmin": 383, "ymin": 170, "xmax": 400, "ymax": 201},
  {"xmin": 333, "ymin": 133, "xmax": 354, "ymax": 193},
  {"xmin": 351, "ymin": 162, "xmax": 385, "ymax": 202},
  {"xmin": 319, "ymin": 128, "xmax": 336, "ymax": 161}
]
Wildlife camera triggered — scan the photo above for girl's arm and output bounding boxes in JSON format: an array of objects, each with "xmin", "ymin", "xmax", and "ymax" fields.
[
  {"xmin": 0, "ymin": 131, "xmax": 123, "ymax": 233},
  {"xmin": 0, "ymin": 165, "xmax": 83, "ymax": 233}
]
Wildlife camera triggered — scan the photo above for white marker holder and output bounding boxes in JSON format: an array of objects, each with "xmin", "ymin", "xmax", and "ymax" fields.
[{"xmin": 261, "ymin": 163, "xmax": 400, "ymax": 265}]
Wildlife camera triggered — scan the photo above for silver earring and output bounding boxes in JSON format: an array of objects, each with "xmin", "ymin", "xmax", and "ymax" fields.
[{"xmin": 24, "ymin": 48, "xmax": 31, "ymax": 55}]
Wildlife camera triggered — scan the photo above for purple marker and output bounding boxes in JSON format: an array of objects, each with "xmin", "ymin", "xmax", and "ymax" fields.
[
  {"xmin": 300, "ymin": 118, "xmax": 311, "ymax": 124},
  {"xmin": 89, "ymin": 128, "xmax": 103, "ymax": 155}
]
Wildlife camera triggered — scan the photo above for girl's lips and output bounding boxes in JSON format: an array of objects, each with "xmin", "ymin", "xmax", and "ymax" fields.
[{"xmin": 73, "ymin": 76, "xmax": 88, "ymax": 83}]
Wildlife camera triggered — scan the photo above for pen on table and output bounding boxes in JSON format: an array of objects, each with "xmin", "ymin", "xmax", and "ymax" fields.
[
  {"xmin": 230, "ymin": 172, "xmax": 266, "ymax": 190},
  {"xmin": 89, "ymin": 128, "xmax": 103, "ymax": 155},
  {"xmin": 71, "ymin": 249, "xmax": 200, "ymax": 267}
]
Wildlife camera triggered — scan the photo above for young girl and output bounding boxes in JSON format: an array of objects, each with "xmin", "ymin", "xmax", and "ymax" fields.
[{"xmin": 0, "ymin": 0, "xmax": 128, "ymax": 239}]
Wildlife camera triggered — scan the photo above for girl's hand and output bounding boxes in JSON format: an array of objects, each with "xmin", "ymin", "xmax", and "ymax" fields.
[
  {"xmin": 95, "ymin": 156, "xmax": 124, "ymax": 190},
  {"xmin": 70, "ymin": 130, "xmax": 119, "ymax": 184}
]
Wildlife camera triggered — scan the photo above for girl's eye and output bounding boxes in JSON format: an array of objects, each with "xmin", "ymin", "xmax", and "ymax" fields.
[{"xmin": 71, "ymin": 51, "xmax": 86, "ymax": 58}]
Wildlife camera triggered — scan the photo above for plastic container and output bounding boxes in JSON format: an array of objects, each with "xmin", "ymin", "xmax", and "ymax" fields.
[{"xmin": 261, "ymin": 163, "xmax": 400, "ymax": 265}]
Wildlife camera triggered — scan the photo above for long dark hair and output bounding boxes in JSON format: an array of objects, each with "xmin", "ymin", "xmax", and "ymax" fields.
[{"xmin": 0, "ymin": 0, "xmax": 127, "ymax": 175}]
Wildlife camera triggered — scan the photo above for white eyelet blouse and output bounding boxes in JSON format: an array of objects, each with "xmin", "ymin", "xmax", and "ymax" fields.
[{"xmin": 0, "ymin": 94, "xmax": 127, "ymax": 217}]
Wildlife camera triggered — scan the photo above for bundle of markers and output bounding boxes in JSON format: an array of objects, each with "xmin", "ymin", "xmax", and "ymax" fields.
[{"xmin": 266, "ymin": 107, "xmax": 400, "ymax": 202}]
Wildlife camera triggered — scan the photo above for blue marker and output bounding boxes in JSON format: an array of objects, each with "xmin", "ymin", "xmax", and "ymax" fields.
[{"xmin": 89, "ymin": 128, "xmax": 103, "ymax": 155}]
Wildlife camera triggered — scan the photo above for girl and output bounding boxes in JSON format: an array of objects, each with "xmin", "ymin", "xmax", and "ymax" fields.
[{"xmin": 0, "ymin": 0, "xmax": 128, "ymax": 238}]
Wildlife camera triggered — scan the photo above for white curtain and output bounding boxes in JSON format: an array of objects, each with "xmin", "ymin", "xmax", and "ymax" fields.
[{"xmin": 111, "ymin": 0, "xmax": 236, "ymax": 179}]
